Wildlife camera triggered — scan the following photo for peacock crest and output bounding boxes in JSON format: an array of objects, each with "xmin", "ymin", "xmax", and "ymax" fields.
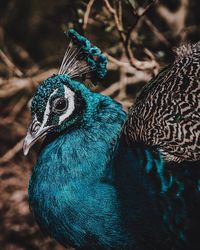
[{"xmin": 58, "ymin": 29, "xmax": 108, "ymax": 85}]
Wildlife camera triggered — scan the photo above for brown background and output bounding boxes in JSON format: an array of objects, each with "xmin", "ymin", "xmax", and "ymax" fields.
[{"xmin": 0, "ymin": 0, "xmax": 199, "ymax": 249}]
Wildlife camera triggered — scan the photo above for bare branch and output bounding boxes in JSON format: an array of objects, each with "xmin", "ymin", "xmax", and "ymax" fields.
[
  {"xmin": 104, "ymin": 0, "xmax": 159, "ymax": 71},
  {"xmin": 104, "ymin": 0, "xmax": 125, "ymax": 41},
  {"xmin": 10, "ymin": 96, "xmax": 29, "ymax": 121},
  {"xmin": 137, "ymin": 0, "xmax": 158, "ymax": 17},
  {"xmin": 0, "ymin": 138, "xmax": 23, "ymax": 164},
  {"xmin": 156, "ymin": 0, "xmax": 189, "ymax": 36},
  {"xmin": 83, "ymin": 0, "xmax": 95, "ymax": 30},
  {"xmin": 0, "ymin": 69, "xmax": 57, "ymax": 98},
  {"xmin": 143, "ymin": 17, "xmax": 170, "ymax": 47},
  {"xmin": 101, "ymin": 73, "xmax": 152, "ymax": 96},
  {"xmin": 0, "ymin": 49, "xmax": 23, "ymax": 77}
]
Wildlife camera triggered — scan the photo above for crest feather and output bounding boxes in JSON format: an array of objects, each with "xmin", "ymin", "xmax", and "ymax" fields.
[{"xmin": 58, "ymin": 29, "xmax": 108, "ymax": 86}]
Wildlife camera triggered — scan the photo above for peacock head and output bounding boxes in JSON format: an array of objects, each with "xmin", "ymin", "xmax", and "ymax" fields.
[{"xmin": 23, "ymin": 29, "xmax": 107, "ymax": 155}]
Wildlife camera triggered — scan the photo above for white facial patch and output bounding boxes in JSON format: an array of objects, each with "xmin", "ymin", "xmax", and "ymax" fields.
[
  {"xmin": 59, "ymin": 85, "xmax": 75, "ymax": 125},
  {"xmin": 40, "ymin": 86, "xmax": 75, "ymax": 128}
]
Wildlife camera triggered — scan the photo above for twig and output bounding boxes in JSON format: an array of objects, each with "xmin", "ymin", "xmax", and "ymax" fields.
[
  {"xmin": 156, "ymin": 0, "xmax": 189, "ymax": 36},
  {"xmin": 0, "ymin": 49, "xmax": 23, "ymax": 77},
  {"xmin": 143, "ymin": 17, "xmax": 170, "ymax": 47},
  {"xmin": 10, "ymin": 96, "xmax": 29, "ymax": 121},
  {"xmin": 105, "ymin": 53, "xmax": 130, "ymax": 67},
  {"xmin": 104, "ymin": 0, "xmax": 158, "ymax": 71},
  {"xmin": 104, "ymin": 0, "xmax": 126, "ymax": 41},
  {"xmin": 126, "ymin": 0, "xmax": 158, "ymax": 45},
  {"xmin": 137, "ymin": 0, "xmax": 158, "ymax": 17},
  {"xmin": 117, "ymin": 64, "xmax": 127, "ymax": 99},
  {"xmin": 125, "ymin": 0, "xmax": 158, "ymax": 69},
  {"xmin": 101, "ymin": 73, "xmax": 151, "ymax": 96},
  {"xmin": 0, "ymin": 69, "xmax": 57, "ymax": 98},
  {"xmin": 11, "ymin": 43, "xmax": 39, "ymax": 70},
  {"xmin": 83, "ymin": 0, "xmax": 95, "ymax": 30},
  {"xmin": 0, "ymin": 138, "xmax": 23, "ymax": 164},
  {"xmin": 116, "ymin": 100, "xmax": 133, "ymax": 111},
  {"xmin": 117, "ymin": 0, "xmax": 123, "ymax": 29}
]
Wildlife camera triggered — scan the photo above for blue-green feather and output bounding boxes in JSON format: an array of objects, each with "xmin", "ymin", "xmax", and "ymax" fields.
[
  {"xmin": 29, "ymin": 77, "xmax": 170, "ymax": 249},
  {"xmin": 28, "ymin": 74, "xmax": 200, "ymax": 249},
  {"xmin": 27, "ymin": 30, "xmax": 200, "ymax": 250},
  {"xmin": 65, "ymin": 29, "xmax": 108, "ymax": 85}
]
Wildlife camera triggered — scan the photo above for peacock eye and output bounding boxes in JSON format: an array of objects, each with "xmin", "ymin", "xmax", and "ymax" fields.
[{"xmin": 53, "ymin": 98, "xmax": 68, "ymax": 113}]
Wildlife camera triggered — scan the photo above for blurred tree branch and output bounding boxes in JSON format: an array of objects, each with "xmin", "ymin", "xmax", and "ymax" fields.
[
  {"xmin": 104, "ymin": 0, "xmax": 159, "ymax": 71},
  {"xmin": 0, "ymin": 0, "xmax": 199, "ymax": 170},
  {"xmin": 0, "ymin": 1, "xmax": 199, "ymax": 249},
  {"xmin": 0, "ymin": 69, "xmax": 57, "ymax": 98},
  {"xmin": 83, "ymin": 0, "xmax": 95, "ymax": 30},
  {"xmin": 156, "ymin": 0, "xmax": 189, "ymax": 36},
  {"xmin": 0, "ymin": 49, "xmax": 23, "ymax": 77}
]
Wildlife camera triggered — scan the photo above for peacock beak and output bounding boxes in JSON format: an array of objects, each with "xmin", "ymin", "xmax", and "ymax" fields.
[{"xmin": 23, "ymin": 118, "xmax": 53, "ymax": 156}]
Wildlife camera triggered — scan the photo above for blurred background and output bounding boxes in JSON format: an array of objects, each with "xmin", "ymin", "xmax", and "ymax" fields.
[{"xmin": 0, "ymin": 0, "xmax": 199, "ymax": 249}]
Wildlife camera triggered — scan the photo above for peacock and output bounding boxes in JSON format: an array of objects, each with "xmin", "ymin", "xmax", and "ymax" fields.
[{"xmin": 23, "ymin": 30, "xmax": 200, "ymax": 250}]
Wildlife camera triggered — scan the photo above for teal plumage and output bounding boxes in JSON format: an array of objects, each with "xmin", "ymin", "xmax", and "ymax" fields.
[
  {"xmin": 61, "ymin": 29, "xmax": 108, "ymax": 85},
  {"xmin": 24, "ymin": 30, "xmax": 200, "ymax": 249},
  {"xmin": 28, "ymin": 75, "xmax": 168, "ymax": 249}
]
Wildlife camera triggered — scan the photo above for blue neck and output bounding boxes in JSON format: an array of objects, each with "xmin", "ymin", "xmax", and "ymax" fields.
[
  {"xmin": 29, "ymin": 95, "xmax": 133, "ymax": 248},
  {"xmin": 28, "ymin": 94, "xmax": 167, "ymax": 249},
  {"xmin": 36, "ymin": 93, "xmax": 126, "ymax": 181}
]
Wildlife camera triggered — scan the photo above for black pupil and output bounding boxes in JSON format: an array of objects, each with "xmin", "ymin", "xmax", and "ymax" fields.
[{"xmin": 55, "ymin": 99, "xmax": 67, "ymax": 111}]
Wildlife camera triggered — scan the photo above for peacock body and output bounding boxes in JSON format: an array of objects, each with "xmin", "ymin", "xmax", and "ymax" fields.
[{"xmin": 24, "ymin": 30, "xmax": 200, "ymax": 250}]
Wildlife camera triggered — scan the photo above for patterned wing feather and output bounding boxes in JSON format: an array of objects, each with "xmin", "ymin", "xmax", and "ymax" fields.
[{"xmin": 124, "ymin": 42, "xmax": 200, "ymax": 162}]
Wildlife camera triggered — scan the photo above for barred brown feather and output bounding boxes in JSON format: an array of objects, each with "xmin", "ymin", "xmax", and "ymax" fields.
[{"xmin": 124, "ymin": 42, "xmax": 200, "ymax": 163}]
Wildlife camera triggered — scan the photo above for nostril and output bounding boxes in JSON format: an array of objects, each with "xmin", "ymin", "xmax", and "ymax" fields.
[{"xmin": 30, "ymin": 121, "xmax": 41, "ymax": 135}]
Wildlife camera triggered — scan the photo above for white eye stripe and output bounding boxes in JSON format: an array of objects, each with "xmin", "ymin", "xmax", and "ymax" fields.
[
  {"xmin": 59, "ymin": 85, "xmax": 75, "ymax": 124},
  {"xmin": 41, "ymin": 86, "xmax": 75, "ymax": 126}
]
